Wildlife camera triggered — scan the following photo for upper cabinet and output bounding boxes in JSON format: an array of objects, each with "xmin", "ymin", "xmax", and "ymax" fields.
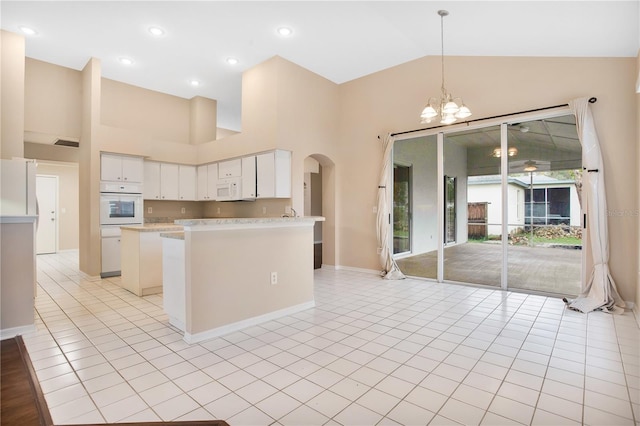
[
  {"xmin": 101, "ymin": 153, "xmax": 143, "ymax": 183},
  {"xmin": 218, "ymin": 158, "xmax": 242, "ymax": 179},
  {"xmin": 241, "ymin": 156, "xmax": 257, "ymax": 199},
  {"xmin": 197, "ymin": 163, "xmax": 218, "ymax": 201},
  {"xmin": 144, "ymin": 161, "xmax": 196, "ymax": 201},
  {"xmin": 256, "ymin": 150, "xmax": 291, "ymax": 198},
  {"xmin": 178, "ymin": 165, "xmax": 197, "ymax": 201}
]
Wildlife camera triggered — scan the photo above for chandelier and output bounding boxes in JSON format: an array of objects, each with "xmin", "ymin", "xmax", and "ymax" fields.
[{"xmin": 420, "ymin": 10, "xmax": 471, "ymax": 125}]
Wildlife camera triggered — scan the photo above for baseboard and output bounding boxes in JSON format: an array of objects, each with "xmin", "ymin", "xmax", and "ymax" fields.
[
  {"xmin": 329, "ymin": 265, "xmax": 382, "ymax": 275},
  {"xmin": 183, "ymin": 300, "xmax": 316, "ymax": 344},
  {"xmin": 78, "ymin": 270, "xmax": 101, "ymax": 282},
  {"xmin": 632, "ymin": 303, "xmax": 640, "ymax": 329},
  {"xmin": 0, "ymin": 324, "xmax": 36, "ymax": 341}
]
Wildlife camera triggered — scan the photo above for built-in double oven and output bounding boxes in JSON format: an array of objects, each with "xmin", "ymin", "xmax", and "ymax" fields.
[{"xmin": 100, "ymin": 182, "xmax": 143, "ymax": 277}]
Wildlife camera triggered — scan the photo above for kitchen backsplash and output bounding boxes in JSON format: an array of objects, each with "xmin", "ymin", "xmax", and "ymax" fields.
[
  {"xmin": 144, "ymin": 198, "xmax": 293, "ymax": 223},
  {"xmin": 143, "ymin": 200, "xmax": 204, "ymax": 223}
]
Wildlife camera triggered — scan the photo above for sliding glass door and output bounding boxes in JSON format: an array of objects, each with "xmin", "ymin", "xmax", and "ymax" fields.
[
  {"xmin": 393, "ymin": 135, "xmax": 438, "ymax": 280},
  {"xmin": 506, "ymin": 116, "xmax": 582, "ymax": 295},
  {"xmin": 392, "ymin": 113, "xmax": 583, "ymax": 297}
]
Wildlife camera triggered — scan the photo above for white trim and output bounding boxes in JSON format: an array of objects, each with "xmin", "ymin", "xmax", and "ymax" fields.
[
  {"xmin": 437, "ymin": 133, "xmax": 444, "ymax": 283},
  {"xmin": 1, "ymin": 324, "xmax": 36, "ymax": 340},
  {"xmin": 332, "ymin": 265, "xmax": 381, "ymax": 275},
  {"xmin": 633, "ymin": 303, "xmax": 640, "ymax": 329},
  {"xmin": 79, "ymin": 270, "xmax": 101, "ymax": 282},
  {"xmin": 500, "ymin": 123, "xmax": 508, "ymax": 290},
  {"xmin": 183, "ymin": 301, "xmax": 316, "ymax": 344}
]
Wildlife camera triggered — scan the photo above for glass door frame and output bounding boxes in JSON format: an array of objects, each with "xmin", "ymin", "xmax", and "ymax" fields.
[
  {"xmin": 392, "ymin": 162, "xmax": 413, "ymax": 256},
  {"xmin": 391, "ymin": 107, "xmax": 586, "ymax": 293}
]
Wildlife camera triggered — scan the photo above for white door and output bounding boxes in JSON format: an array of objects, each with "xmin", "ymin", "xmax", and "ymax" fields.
[{"xmin": 36, "ymin": 175, "xmax": 58, "ymax": 254}]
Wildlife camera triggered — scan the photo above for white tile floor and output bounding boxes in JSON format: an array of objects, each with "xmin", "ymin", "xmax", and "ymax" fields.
[{"xmin": 22, "ymin": 251, "xmax": 640, "ymax": 425}]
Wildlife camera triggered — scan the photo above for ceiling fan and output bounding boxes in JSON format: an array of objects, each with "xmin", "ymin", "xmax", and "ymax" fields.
[{"xmin": 508, "ymin": 159, "xmax": 550, "ymax": 173}]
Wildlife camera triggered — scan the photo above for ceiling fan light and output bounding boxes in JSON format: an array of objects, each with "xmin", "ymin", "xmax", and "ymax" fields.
[
  {"xmin": 455, "ymin": 105, "xmax": 471, "ymax": 119},
  {"xmin": 508, "ymin": 147, "xmax": 518, "ymax": 156},
  {"xmin": 492, "ymin": 148, "xmax": 502, "ymax": 158},
  {"xmin": 524, "ymin": 160, "xmax": 537, "ymax": 172}
]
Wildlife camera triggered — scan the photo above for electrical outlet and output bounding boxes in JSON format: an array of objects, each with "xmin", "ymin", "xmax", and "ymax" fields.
[
  {"xmin": 285, "ymin": 206, "xmax": 291, "ymax": 214},
  {"xmin": 270, "ymin": 271, "xmax": 278, "ymax": 285},
  {"xmin": 147, "ymin": 207, "xmax": 153, "ymax": 214},
  {"xmin": 262, "ymin": 207, "xmax": 267, "ymax": 214},
  {"xmin": 217, "ymin": 207, "xmax": 221, "ymax": 214},
  {"xmin": 181, "ymin": 207, "xmax": 186, "ymax": 214}
]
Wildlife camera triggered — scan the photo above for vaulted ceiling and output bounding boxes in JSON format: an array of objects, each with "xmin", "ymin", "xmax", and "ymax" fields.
[{"xmin": 2, "ymin": 1, "xmax": 638, "ymax": 130}]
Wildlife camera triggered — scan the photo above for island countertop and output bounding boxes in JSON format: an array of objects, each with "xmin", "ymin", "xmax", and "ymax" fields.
[
  {"xmin": 120, "ymin": 223, "xmax": 184, "ymax": 232},
  {"xmin": 174, "ymin": 216, "xmax": 324, "ymax": 229}
]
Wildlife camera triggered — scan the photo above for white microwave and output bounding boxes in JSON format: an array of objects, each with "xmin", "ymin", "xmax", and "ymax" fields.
[
  {"xmin": 216, "ymin": 178, "xmax": 242, "ymax": 201},
  {"xmin": 100, "ymin": 193, "xmax": 143, "ymax": 225}
]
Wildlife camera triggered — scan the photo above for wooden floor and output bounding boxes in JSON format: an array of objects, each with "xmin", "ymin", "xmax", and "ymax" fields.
[
  {"xmin": 0, "ymin": 336, "xmax": 229, "ymax": 426},
  {"xmin": 1, "ymin": 336, "xmax": 51, "ymax": 426}
]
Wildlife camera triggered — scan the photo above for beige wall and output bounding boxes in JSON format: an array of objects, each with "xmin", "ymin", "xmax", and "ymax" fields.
[
  {"xmin": 1, "ymin": 30, "xmax": 25, "ymax": 159},
  {"xmin": 35, "ymin": 161, "xmax": 79, "ymax": 250},
  {"xmin": 339, "ymin": 55, "xmax": 638, "ymax": 302},
  {"xmin": 24, "ymin": 58, "xmax": 82, "ymax": 144},
  {"xmin": 79, "ymin": 58, "xmax": 102, "ymax": 276},
  {"xmin": 144, "ymin": 200, "xmax": 204, "ymax": 222},
  {"xmin": 101, "ymin": 78, "xmax": 190, "ymax": 144},
  {"xmin": 186, "ymin": 225, "xmax": 314, "ymax": 335},
  {"xmin": 190, "ymin": 96, "xmax": 217, "ymax": 144}
]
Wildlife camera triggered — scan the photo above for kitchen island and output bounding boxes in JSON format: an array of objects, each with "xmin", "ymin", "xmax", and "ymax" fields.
[
  {"xmin": 120, "ymin": 223, "xmax": 183, "ymax": 296},
  {"xmin": 161, "ymin": 217, "xmax": 323, "ymax": 343}
]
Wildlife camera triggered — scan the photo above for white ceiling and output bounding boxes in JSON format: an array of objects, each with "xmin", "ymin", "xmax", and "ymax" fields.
[{"xmin": 2, "ymin": 1, "xmax": 638, "ymax": 131}]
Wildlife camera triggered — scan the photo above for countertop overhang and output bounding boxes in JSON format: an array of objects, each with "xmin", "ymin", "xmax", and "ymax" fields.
[
  {"xmin": 174, "ymin": 216, "xmax": 324, "ymax": 231},
  {"xmin": 120, "ymin": 223, "xmax": 184, "ymax": 232}
]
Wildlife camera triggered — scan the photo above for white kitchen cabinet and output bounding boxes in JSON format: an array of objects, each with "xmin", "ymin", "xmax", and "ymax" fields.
[
  {"xmin": 143, "ymin": 161, "xmax": 161, "ymax": 200},
  {"xmin": 178, "ymin": 165, "xmax": 197, "ymax": 200},
  {"xmin": 241, "ymin": 156, "xmax": 256, "ymax": 199},
  {"xmin": 160, "ymin": 163, "xmax": 179, "ymax": 200},
  {"xmin": 145, "ymin": 161, "xmax": 197, "ymax": 201},
  {"xmin": 197, "ymin": 163, "xmax": 218, "ymax": 200},
  {"xmin": 218, "ymin": 158, "xmax": 242, "ymax": 178},
  {"xmin": 256, "ymin": 150, "xmax": 291, "ymax": 198},
  {"xmin": 101, "ymin": 234, "xmax": 121, "ymax": 275},
  {"xmin": 101, "ymin": 153, "xmax": 143, "ymax": 183}
]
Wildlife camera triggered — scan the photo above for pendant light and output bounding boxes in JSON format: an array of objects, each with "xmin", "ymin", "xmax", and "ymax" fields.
[{"xmin": 420, "ymin": 10, "xmax": 471, "ymax": 125}]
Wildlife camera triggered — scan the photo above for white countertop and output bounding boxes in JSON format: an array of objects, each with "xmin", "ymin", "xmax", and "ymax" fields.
[
  {"xmin": 120, "ymin": 223, "xmax": 184, "ymax": 232},
  {"xmin": 175, "ymin": 216, "xmax": 324, "ymax": 226}
]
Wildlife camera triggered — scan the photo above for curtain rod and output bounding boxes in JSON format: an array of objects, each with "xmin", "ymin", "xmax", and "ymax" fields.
[{"xmin": 387, "ymin": 97, "xmax": 597, "ymax": 138}]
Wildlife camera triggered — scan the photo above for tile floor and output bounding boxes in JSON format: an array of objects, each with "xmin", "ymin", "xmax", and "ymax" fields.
[{"xmin": 21, "ymin": 251, "xmax": 640, "ymax": 425}]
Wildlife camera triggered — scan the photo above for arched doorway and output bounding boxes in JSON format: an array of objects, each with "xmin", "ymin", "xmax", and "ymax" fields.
[{"xmin": 304, "ymin": 154, "xmax": 336, "ymax": 269}]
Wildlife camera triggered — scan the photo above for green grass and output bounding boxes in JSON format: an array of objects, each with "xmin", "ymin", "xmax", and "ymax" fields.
[{"xmin": 532, "ymin": 235, "xmax": 582, "ymax": 245}]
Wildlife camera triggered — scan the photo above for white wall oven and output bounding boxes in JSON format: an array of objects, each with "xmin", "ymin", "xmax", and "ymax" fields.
[
  {"xmin": 100, "ymin": 182, "xmax": 143, "ymax": 277},
  {"xmin": 100, "ymin": 183, "xmax": 143, "ymax": 225}
]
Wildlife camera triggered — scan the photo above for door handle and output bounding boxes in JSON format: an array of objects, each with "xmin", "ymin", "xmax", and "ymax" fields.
[{"xmin": 50, "ymin": 218, "xmax": 55, "ymax": 221}]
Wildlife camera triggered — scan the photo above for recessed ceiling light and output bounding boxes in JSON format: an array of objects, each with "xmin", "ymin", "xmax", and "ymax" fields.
[
  {"xmin": 19, "ymin": 26, "xmax": 37, "ymax": 36},
  {"xmin": 118, "ymin": 57, "xmax": 134, "ymax": 65},
  {"xmin": 148, "ymin": 26, "xmax": 165, "ymax": 37},
  {"xmin": 226, "ymin": 57, "xmax": 239, "ymax": 65},
  {"xmin": 189, "ymin": 79, "xmax": 200, "ymax": 87},
  {"xmin": 277, "ymin": 26, "xmax": 293, "ymax": 37}
]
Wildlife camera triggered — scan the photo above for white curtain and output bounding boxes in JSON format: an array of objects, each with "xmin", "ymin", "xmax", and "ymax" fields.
[
  {"xmin": 567, "ymin": 98, "xmax": 625, "ymax": 313},
  {"xmin": 377, "ymin": 134, "xmax": 405, "ymax": 280}
]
